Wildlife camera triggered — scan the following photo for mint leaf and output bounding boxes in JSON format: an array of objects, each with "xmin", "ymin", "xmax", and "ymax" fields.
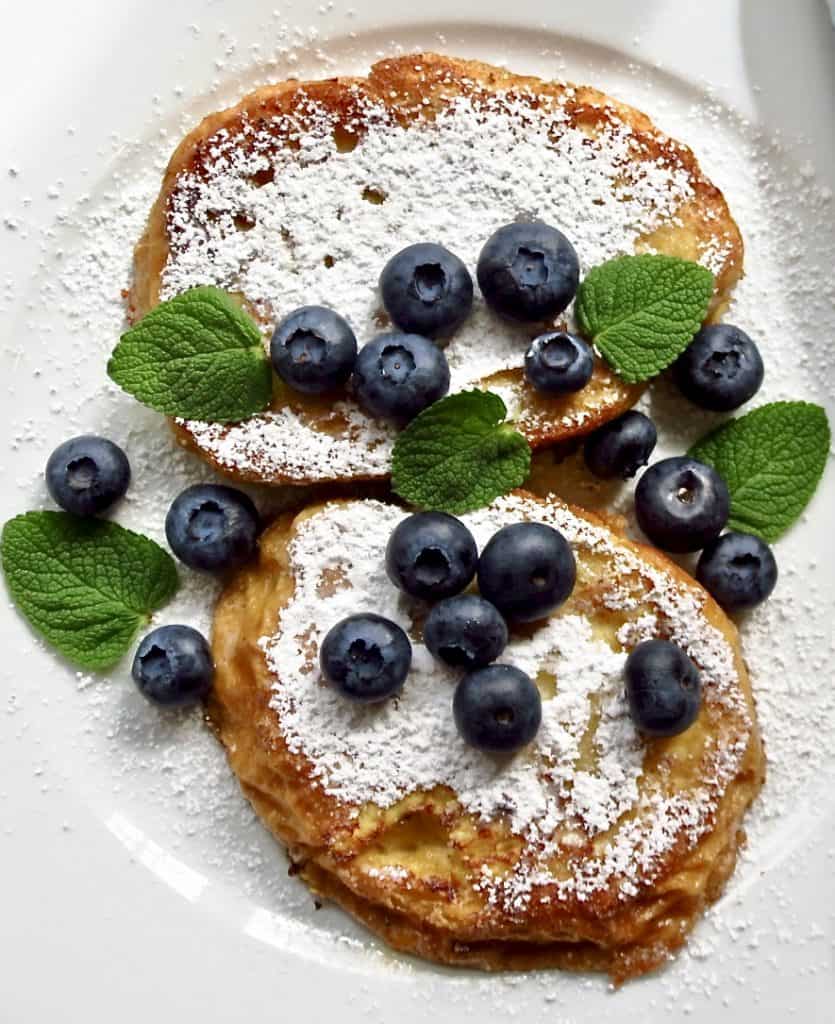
[
  {"xmin": 689, "ymin": 401, "xmax": 830, "ymax": 542},
  {"xmin": 576, "ymin": 254, "xmax": 714, "ymax": 383},
  {"xmin": 108, "ymin": 286, "xmax": 272, "ymax": 422},
  {"xmin": 391, "ymin": 390, "xmax": 531, "ymax": 514},
  {"xmin": 1, "ymin": 512, "xmax": 178, "ymax": 671}
]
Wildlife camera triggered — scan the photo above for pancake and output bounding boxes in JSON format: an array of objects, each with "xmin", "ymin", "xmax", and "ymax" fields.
[
  {"xmin": 131, "ymin": 53, "xmax": 743, "ymax": 487},
  {"xmin": 208, "ymin": 492, "xmax": 764, "ymax": 981}
]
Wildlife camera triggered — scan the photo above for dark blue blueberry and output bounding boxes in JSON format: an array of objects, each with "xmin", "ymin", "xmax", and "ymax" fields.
[
  {"xmin": 320, "ymin": 613, "xmax": 412, "ymax": 703},
  {"xmin": 624, "ymin": 639, "xmax": 701, "ymax": 737},
  {"xmin": 424, "ymin": 594, "xmax": 508, "ymax": 670},
  {"xmin": 524, "ymin": 331, "xmax": 593, "ymax": 395},
  {"xmin": 673, "ymin": 324, "xmax": 764, "ymax": 412},
  {"xmin": 352, "ymin": 332, "xmax": 450, "ymax": 421},
  {"xmin": 453, "ymin": 664, "xmax": 542, "ymax": 753},
  {"xmin": 583, "ymin": 410, "xmax": 658, "ymax": 480},
  {"xmin": 270, "ymin": 306, "xmax": 357, "ymax": 394},
  {"xmin": 45, "ymin": 435, "xmax": 130, "ymax": 517},
  {"xmin": 165, "ymin": 484, "xmax": 259, "ymax": 572},
  {"xmin": 132, "ymin": 625, "xmax": 214, "ymax": 708},
  {"xmin": 635, "ymin": 457, "xmax": 729, "ymax": 553},
  {"xmin": 696, "ymin": 531, "xmax": 778, "ymax": 612},
  {"xmin": 477, "ymin": 522, "xmax": 576, "ymax": 623},
  {"xmin": 476, "ymin": 221, "xmax": 579, "ymax": 322},
  {"xmin": 386, "ymin": 512, "xmax": 477, "ymax": 601},
  {"xmin": 380, "ymin": 243, "xmax": 473, "ymax": 340}
]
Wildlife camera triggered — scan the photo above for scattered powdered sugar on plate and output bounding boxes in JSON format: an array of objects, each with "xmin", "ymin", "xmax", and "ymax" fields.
[
  {"xmin": 163, "ymin": 87, "xmax": 718, "ymax": 481},
  {"xmin": 1, "ymin": 36, "xmax": 834, "ymax": 995},
  {"xmin": 262, "ymin": 494, "xmax": 751, "ymax": 903}
]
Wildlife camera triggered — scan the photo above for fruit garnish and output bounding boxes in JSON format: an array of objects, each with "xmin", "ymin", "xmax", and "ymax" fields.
[
  {"xmin": 270, "ymin": 305, "xmax": 357, "ymax": 395},
  {"xmin": 385, "ymin": 512, "xmax": 477, "ymax": 600},
  {"xmin": 353, "ymin": 332, "xmax": 450, "ymax": 422},
  {"xmin": 477, "ymin": 221, "xmax": 579, "ymax": 322},
  {"xmin": 380, "ymin": 242, "xmax": 473, "ymax": 339},
  {"xmin": 634, "ymin": 456, "xmax": 730, "ymax": 553}
]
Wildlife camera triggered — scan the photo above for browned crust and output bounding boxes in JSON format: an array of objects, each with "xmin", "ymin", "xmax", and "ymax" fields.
[
  {"xmin": 131, "ymin": 53, "xmax": 743, "ymax": 487},
  {"xmin": 207, "ymin": 491, "xmax": 764, "ymax": 981}
]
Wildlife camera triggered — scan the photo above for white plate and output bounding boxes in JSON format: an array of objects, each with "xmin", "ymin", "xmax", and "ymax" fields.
[{"xmin": 1, "ymin": 1, "xmax": 834, "ymax": 1021}]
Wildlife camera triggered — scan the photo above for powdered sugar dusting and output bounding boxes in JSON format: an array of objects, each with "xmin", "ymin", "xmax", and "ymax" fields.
[
  {"xmin": 164, "ymin": 88, "xmax": 719, "ymax": 480},
  {"xmin": 2, "ymin": 31, "xmax": 834, "ymax": 1001},
  {"xmin": 262, "ymin": 494, "xmax": 750, "ymax": 901}
]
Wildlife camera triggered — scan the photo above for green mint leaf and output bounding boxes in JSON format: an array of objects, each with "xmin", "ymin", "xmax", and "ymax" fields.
[
  {"xmin": 689, "ymin": 401, "xmax": 830, "ymax": 542},
  {"xmin": 576, "ymin": 254, "xmax": 714, "ymax": 383},
  {"xmin": 1, "ymin": 511, "xmax": 178, "ymax": 671},
  {"xmin": 391, "ymin": 390, "xmax": 531, "ymax": 514},
  {"xmin": 108, "ymin": 286, "xmax": 272, "ymax": 422}
]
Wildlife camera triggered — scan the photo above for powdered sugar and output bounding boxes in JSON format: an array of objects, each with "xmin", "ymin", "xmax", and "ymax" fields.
[
  {"xmin": 164, "ymin": 87, "xmax": 721, "ymax": 480},
  {"xmin": 262, "ymin": 494, "xmax": 750, "ymax": 900},
  {"xmin": 2, "ymin": 35, "xmax": 834, "ymax": 1001}
]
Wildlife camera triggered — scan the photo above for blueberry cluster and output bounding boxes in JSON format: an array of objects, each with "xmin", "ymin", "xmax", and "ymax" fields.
[
  {"xmin": 40, "ymin": 222, "xmax": 776, "ymax": 741},
  {"xmin": 319, "ymin": 513, "xmax": 577, "ymax": 754},
  {"xmin": 563, "ymin": 321, "xmax": 774, "ymax": 734},
  {"xmin": 41, "ymin": 435, "xmax": 248, "ymax": 707},
  {"xmin": 130, "ymin": 482, "xmax": 262, "ymax": 705},
  {"xmin": 268, "ymin": 221, "xmax": 593, "ymax": 422},
  {"xmin": 577, "ymin": 331, "xmax": 776, "ymax": 620},
  {"xmin": 566, "ymin": 302, "xmax": 775, "ymax": 622}
]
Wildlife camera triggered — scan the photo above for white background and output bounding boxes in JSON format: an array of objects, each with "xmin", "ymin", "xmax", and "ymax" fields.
[{"xmin": 1, "ymin": 1, "xmax": 834, "ymax": 1021}]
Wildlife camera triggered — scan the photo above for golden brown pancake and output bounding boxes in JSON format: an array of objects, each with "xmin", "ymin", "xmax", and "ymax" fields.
[
  {"xmin": 131, "ymin": 54, "xmax": 743, "ymax": 487},
  {"xmin": 208, "ymin": 492, "xmax": 763, "ymax": 982}
]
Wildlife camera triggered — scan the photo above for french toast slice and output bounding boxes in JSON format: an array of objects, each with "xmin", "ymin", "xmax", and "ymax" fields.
[
  {"xmin": 208, "ymin": 492, "xmax": 763, "ymax": 980},
  {"xmin": 131, "ymin": 54, "xmax": 743, "ymax": 486}
]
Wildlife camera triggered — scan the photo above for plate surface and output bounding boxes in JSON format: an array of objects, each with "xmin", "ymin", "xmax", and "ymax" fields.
[{"xmin": 1, "ymin": 1, "xmax": 834, "ymax": 1021}]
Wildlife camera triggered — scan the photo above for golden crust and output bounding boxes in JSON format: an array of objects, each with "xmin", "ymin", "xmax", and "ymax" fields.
[
  {"xmin": 131, "ymin": 53, "xmax": 743, "ymax": 487},
  {"xmin": 207, "ymin": 492, "xmax": 763, "ymax": 981}
]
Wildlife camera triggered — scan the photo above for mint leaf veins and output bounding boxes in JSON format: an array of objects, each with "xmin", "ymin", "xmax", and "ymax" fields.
[
  {"xmin": 689, "ymin": 401, "xmax": 830, "ymax": 542},
  {"xmin": 1, "ymin": 511, "xmax": 178, "ymax": 671},
  {"xmin": 108, "ymin": 286, "xmax": 272, "ymax": 422},
  {"xmin": 392, "ymin": 390, "xmax": 531, "ymax": 514},
  {"xmin": 576, "ymin": 254, "xmax": 714, "ymax": 383}
]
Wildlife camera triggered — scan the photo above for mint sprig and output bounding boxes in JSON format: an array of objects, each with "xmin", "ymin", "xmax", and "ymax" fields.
[
  {"xmin": 108, "ymin": 286, "xmax": 272, "ymax": 422},
  {"xmin": 689, "ymin": 401, "xmax": 830, "ymax": 542},
  {"xmin": 392, "ymin": 390, "xmax": 531, "ymax": 514},
  {"xmin": 576, "ymin": 254, "xmax": 714, "ymax": 383},
  {"xmin": 1, "ymin": 512, "xmax": 178, "ymax": 670}
]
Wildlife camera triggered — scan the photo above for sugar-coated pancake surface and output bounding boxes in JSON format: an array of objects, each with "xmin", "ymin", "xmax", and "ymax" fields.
[
  {"xmin": 132, "ymin": 53, "xmax": 743, "ymax": 486},
  {"xmin": 209, "ymin": 493, "xmax": 764, "ymax": 981}
]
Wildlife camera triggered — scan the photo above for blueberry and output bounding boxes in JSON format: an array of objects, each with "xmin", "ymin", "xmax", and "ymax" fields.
[
  {"xmin": 624, "ymin": 639, "xmax": 701, "ymax": 737},
  {"xmin": 165, "ymin": 484, "xmax": 259, "ymax": 572},
  {"xmin": 634, "ymin": 457, "xmax": 729, "ymax": 553},
  {"xmin": 45, "ymin": 435, "xmax": 130, "ymax": 517},
  {"xmin": 386, "ymin": 512, "xmax": 478, "ymax": 601},
  {"xmin": 477, "ymin": 522, "xmax": 576, "ymax": 623},
  {"xmin": 352, "ymin": 332, "xmax": 450, "ymax": 421},
  {"xmin": 453, "ymin": 664, "xmax": 541, "ymax": 753},
  {"xmin": 673, "ymin": 324, "xmax": 764, "ymax": 412},
  {"xmin": 583, "ymin": 411, "xmax": 658, "ymax": 480},
  {"xmin": 380, "ymin": 243, "xmax": 473, "ymax": 340},
  {"xmin": 476, "ymin": 221, "xmax": 579, "ymax": 322},
  {"xmin": 696, "ymin": 531, "xmax": 778, "ymax": 612},
  {"xmin": 320, "ymin": 613, "xmax": 412, "ymax": 703},
  {"xmin": 270, "ymin": 306, "xmax": 357, "ymax": 394},
  {"xmin": 524, "ymin": 331, "xmax": 594, "ymax": 395},
  {"xmin": 132, "ymin": 625, "xmax": 214, "ymax": 708},
  {"xmin": 424, "ymin": 594, "xmax": 508, "ymax": 670}
]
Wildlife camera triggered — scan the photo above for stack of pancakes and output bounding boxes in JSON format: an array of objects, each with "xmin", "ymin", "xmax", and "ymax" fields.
[{"xmin": 131, "ymin": 55, "xmax": 762, "ymax": 980}]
